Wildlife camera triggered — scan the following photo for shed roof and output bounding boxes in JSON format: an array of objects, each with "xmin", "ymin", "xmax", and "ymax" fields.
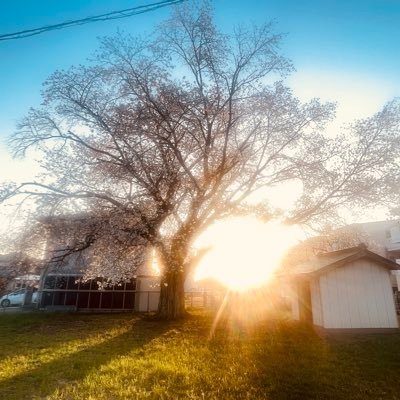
[{"xmin": 288, "ymin": 244, "xmax": 400, "ymax": 277}]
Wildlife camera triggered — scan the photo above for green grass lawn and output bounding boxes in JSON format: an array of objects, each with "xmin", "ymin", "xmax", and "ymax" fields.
[{"xmin": 0, "ymin": 310, "xmax": 399, "ymax": 399}]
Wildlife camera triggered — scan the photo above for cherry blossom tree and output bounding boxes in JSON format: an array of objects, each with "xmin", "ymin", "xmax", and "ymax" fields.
[{"xmin": 2, "ymin": 2, "xmax": 400, "ymax": 318}]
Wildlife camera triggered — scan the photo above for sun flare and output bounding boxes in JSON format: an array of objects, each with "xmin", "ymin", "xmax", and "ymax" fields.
[{"xmin": 194, "ymin": 217, "xmax": 303, "ymax": 291}]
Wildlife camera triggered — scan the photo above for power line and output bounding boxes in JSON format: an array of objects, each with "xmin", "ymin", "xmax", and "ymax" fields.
[{"xmin": 0, "ymin": 0, "xmax": 187, "ymax": 41}]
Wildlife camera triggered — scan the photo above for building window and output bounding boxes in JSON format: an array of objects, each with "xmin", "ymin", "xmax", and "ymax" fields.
[{"xmin": 40, "ymin": 275, "xmax": 137, "ymax": 310}]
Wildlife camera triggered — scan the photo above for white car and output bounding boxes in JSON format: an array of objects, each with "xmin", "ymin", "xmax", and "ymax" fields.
[{"xmin": 0, "ymin": 288, "xmax": 38, "ymax": 307}]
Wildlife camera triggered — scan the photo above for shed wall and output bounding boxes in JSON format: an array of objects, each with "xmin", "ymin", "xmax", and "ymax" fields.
[
  {"xmin": 319, "ymin": 260, "xmax": 398, "ymax": 328},
  {"xmin": 310, "ymin": 278, "xmax": 323, "ymax": 326},
  {"xmin": 290, "ymin": 282, "xmax": 300, "ymax": 320}
]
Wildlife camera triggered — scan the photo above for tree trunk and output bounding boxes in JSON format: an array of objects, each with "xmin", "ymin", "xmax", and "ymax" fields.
[{"xmin": 157, "ymin": 269, "xmax": 186, "ymax": 319}]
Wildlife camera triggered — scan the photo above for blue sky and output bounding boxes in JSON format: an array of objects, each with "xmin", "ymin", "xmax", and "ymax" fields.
[{"xmin": 0, "ymin": 0, "xmax": 399, "ymax": 179}]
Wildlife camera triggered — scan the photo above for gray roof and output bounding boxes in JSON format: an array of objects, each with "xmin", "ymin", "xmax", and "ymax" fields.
[{"xmin": 288, "ymin": 244, "xmax": 400, "ymax": 277}]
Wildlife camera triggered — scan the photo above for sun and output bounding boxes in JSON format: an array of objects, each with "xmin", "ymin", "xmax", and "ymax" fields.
[{"xmin": 194, "ymin": 217, "xmax": 303, "ymax": 291}]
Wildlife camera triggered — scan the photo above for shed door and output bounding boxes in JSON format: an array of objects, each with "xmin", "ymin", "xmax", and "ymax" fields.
[{"xmin": 299, "ymin": 281, "xmax": 313, "ymax": 323}]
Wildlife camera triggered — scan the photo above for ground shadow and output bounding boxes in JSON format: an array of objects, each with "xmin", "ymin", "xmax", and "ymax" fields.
[
  {"xmin": 249, "ymin": 320, "xmax": 400, "ymax": 400},
  {"xmin": 0, "ymin": 314, "xmax": 175, "ymax": 399},
  {"xmin": 248, "ymin": 321, "xmax": 341, "ymax": 400},
  {"xmin": 0, "ymin": 313, "xmax": 131, "ymax": 360}
]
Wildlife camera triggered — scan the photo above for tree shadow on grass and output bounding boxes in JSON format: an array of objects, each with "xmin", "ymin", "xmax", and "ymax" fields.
[
  {"xmin": 0, "ymin": 316, "xmax": 175, "ymax": 400},
  {"xmin": 323, "ymin": 331, "xmax": 400, "ymax": 399},
  {"xmin": 249, "ymin": 321, "xmax": 340, "ymax": 400},
  {"xmin": 0, "ymin": 313, "xmax": 132, "ymax": 360},
  {"xmin": 248, "ymin": 321, "xmax": 400, "ymax": 400}
]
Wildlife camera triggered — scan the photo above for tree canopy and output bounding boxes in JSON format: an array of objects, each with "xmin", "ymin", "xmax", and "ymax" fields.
[{"xmin": 2, "ymin": 2, "xmax": 400, "ymax": 318}]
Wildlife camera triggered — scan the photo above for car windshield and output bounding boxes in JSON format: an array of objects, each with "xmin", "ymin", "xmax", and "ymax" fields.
[{"xmin": 10, "ymin": 290, "xmax": 25, "ymax": 296}]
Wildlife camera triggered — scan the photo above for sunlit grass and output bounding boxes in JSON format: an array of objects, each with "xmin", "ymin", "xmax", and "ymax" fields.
[
  {"xmin": 0, "ymin": 322, "xmax": 129, "ymax": 383},
  {"xmin": 0, "ymin": 311, "xmax": 399, "ymax": 399}
]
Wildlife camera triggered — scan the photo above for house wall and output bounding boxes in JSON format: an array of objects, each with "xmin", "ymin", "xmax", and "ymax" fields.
[
  {"xmin": 319, "ymin": 260, "xmax": 398, "ymax": 328},
  {"xmin": 135, "ymin": 276, "xmax": 160, "ymax": 312}
]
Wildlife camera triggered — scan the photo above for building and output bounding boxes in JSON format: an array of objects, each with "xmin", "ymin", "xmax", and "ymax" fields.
[
  {"xmin": 288, "ymin": 245, "xmax": 399, "ymax": 329},
  {"xmin": 31, "ymin": 215, "xmax": 161, "ymax": 312},
  {"xmin": 345, "ymin": 220, "xmax": 400, "ymax": 261},
  {"xmin": 38, "ymin": 251, "xmax": 160, "ymax": 312},
  {"xmin": 0, "ymin": 253, "xmax": 40, "ymax": 295}
]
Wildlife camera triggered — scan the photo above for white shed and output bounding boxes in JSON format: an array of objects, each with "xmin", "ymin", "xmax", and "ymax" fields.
[{"xmin": 288, "ymin": 245, "xmax": 399, "ymax": 329}]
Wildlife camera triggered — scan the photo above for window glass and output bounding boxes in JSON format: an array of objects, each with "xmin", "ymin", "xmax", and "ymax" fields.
[
  {"xmin": 114, "ymin": 281, "xmax": 126, "ymax": 291},
  {"xmin": 55, "ymin": 276, "xmax": 68, "ymax": 289},
  {"xmin": 113, "ymin": 293, "xmax": 124, "ymax": 308},
  {"xmin": 77, "ymin": 292, "xmax": 89, "ymax": 308},
  {"xmin": 65, "ymin": 292, "xmax": 77, "ymax": 306},
  {"xmin": 44, "ymin": 276, "xmax": 56, "ymax": 289},
  {"xmin": 91, "ymin": 278, "xmax": 103, "ymax": 290},
  {"xmin": 79, "ymin": 279, "xmax": 91, "ymax": 290},
  {"xmin": 125, "ymin": 279, "xmax": 136, "ymax": 291},
  {"xmin": 53, "ymin": 292, "xmax": 65, "ymax": 306},
  {"xmin": 67, "ymin": 276, "xmax": 79, "ymax": 290},
  {"xmin": 41, "ymin": 274, "xmax": 141, "ymax": 309},
  {"xmin": 124, "ymin": 293, "xmax": 134, "ymax": 309},
  {"xmin": 89, "ymin": 292, "xmax": 100, "ymax": 308},
  {"xmin": 104, "ymin": 280, "xmax": 114, "ymax": 291},
  {"xmin": 101, "ymin": 293, "xmax": 113, "ymax": 308},
  {"xmin": 41, "ymin": 292, "xmax": 54, "ymax": 307}
]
